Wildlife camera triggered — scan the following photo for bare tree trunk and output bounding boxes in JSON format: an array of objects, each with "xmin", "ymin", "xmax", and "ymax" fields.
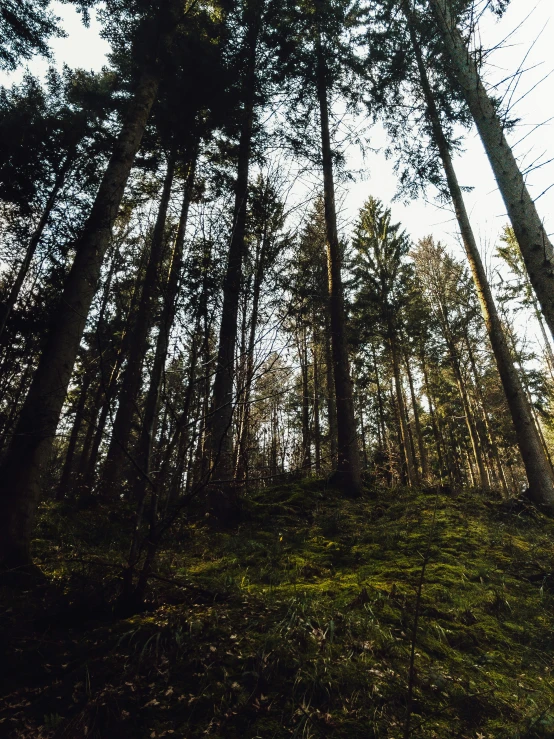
[
  {"xmin": 420, "ymin": 351, "xmax": 446, "ymax": 483},
  {"xmin": 0, "ymin": 1, "xmax": 182, "ymax": 565},
  {"xmin": 124, "ymin": 155, "xmax": 196, "ymax": 594},
  {"xmin": 102, "ymin": 152, "xmax": 177, "ymax": 493},
  {"xmin": 57, "ymin": 372, "xmax": 93, "ymax": 500},
  {"xmin": 391, "ymin": 382, "xmax": 407, "ymax": 485},
  {"xmin": 324, "ymin": 320, "xmax": 338, "ymax": 466},
  {"xmin": 358, "ymin": 398, "xmax": 368, "ymax": 469},
  {"xmin": 427, "ymin": 0, "xmax": 554, "ymax": 339},
  {"xmin": 315, "ymin": 26, "xmax": 361, "ymax": 496},
  {"xmin": 0, "ymin": 151, "xmax": 74, "ymax": 340},
  {"xmin": 235, "ymin": 229, "xmax": 266, "ymax": 482},
  {"xmin": 406, "ymin": 6, "xmax": 554, "ymax": 508},
  {"xmin": 463, "ymin": 334, "xmax": 510, "ymax": 498},
  {"xmin": 531, "ymin": 290, "xmax": 554, "ymax": 379},
  {"xmin": 390, "ymin": 335, "xmax": 417, "ymax": 486},
  {"xmin": 312, "ymin": 333, "xmax": 321, "ymax": 473},
  {"xmin": 124, "ymin": 155, "xmax": 196, "ymax": 597},
  {"xmin": 372, "ymin": 343, "xmax": 386, "ymax": 454},
  {"xmin": 299, "ymin": 324, "xmax": 312, "ymax": 471},
  {"xmin": 132, "ymin": 152, "xmax": 196, "ymax": 499},
  {"xmin": 404, "ymin": 348, "xmax": 428, "ymax": 478},
  {"xmin": 207, "ymin": 5, "xmax": 261, "ymax": 515}
]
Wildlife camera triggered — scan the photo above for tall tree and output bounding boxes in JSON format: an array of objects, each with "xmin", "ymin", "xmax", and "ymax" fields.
[
  {"xmin": 0, "ymin": 0, "xmax": 187, "ymax": 567},
  {"xmin": 207, "ymin": 0, "xmax": 265, "ymax": 511},
  {"xmin": 0, "ymin": 0, "xmax": 63, "ymax": 71},
  {"xmin": 352, "ymin": 197, "xmax": 417, "ymax": 486},
  {"xmin": 426, "ymin": 0, "xmax": 554, "ymax": 339},
  {"xmin": 314, "ymin": 1, "xmax": 362, "ymax": 494},
  {"xmin": 403, "ymin": 1, "xmax": 554, "ymax": 508}
]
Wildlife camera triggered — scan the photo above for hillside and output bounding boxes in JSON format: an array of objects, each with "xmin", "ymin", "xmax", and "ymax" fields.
[{"xmin": 1, "ymin": 482, "xmax": 554, "ymax": 738}]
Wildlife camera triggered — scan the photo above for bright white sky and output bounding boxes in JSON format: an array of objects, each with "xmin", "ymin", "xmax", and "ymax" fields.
[{"xmin": 3, "ymin": 0, "xmax": 553, "ymax": 265}]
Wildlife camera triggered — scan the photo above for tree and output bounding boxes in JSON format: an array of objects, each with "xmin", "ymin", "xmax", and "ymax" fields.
[
  {"xmin": 404, "ymin": 2, "xmax": 554, "ymax": 508},
  {"xmin": 426, "ymin": 0, "xmax": 554, "ymax": 340},
  {"xmin": 0, "ymin": 0, "xmax": 187, "ymax": 568},
  {"xmin": 0, "ymin": 0, "xmax": 63, "ymax": 71},
  {"xmin": 0, "ymin": 67, "xmax": 116, "ymax": 338},
  {"xmin": 352, "ymin": 197, "xmax": 417, "ymax": 486},
  {"xmin": 206, "ymin": 0, "xmax": 266, "ymax": 513}
]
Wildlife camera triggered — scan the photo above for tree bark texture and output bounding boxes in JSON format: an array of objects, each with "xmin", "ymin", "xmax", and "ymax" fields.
[
  {"xmin": 208, "ymin": 4, "xmax": 260, "ymax": 493},
  {"xmin": 102, "ymin": 152, "xmax": 177, "ymax": 493},
  {"xmin": 315, "ymin": 28, "xmax": 362, "ymax": 495},
  {"xmin": 0, "ymin": 1, "xmax": 182, "ymax": 566},
  {"xmin": 427, "ymin": 0, "xmax": 554, "ymax": 339},
  {"xmin": 407, "ymin": 6, "xmax": 554, "ymax": 508}
]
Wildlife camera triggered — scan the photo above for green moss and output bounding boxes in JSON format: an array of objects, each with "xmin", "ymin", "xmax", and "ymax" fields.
[{"xmin": 4, "ymin": 480, "xmax": 554, "ymax": 738}]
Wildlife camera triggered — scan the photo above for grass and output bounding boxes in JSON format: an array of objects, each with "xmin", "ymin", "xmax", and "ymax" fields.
[{"xmin": 1, "ymin": 480, "xmax": 554, "ymax": 737}]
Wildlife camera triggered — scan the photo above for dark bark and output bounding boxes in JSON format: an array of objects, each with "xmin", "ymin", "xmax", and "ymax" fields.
[
  {"xmin": 389, "ymin": 334, "xmax": 417, "ymax": 486},
  {"xmin": 102, "ymin": 152, "xmax": 177, "ymax": 494},
  {"xmin": 324, "ymin": 319, "xmax": 338, "ymax": 466},
  {"xmin": 125, "ymin": 154, "xmax": 196, "ymax": 595},
  {"xmin": 420, "ymin": 352, "xmax": 447, "ymax": 483},
  {"xmin": 406, "ymin": 4, "xmax": 554, "ymax": 507},
  {"xmin": 57, "ymin": 371, "xmax": 93, "ymax": 500},
  {"xmin": 0, "ymin": 2, "xmax": 182, "ymax": 566},
  {"xmin": 235, "ymin": 223, "xmax": 268, "ymax": 483},
  {"xmin": 315, "ymin": 26, "xmax": 362, "ymax": 495},
  {"xmin": 404, "ymin": 349, "xmax": 428, "ymax": 479},
  {"xmin": 313, "ymin": 334, "xmax": 322, "ymax": 473},
  {"xmin": 0, "ymin": 151, "xmax": 74, "ymax": 340},
  {"xmin": 300, "ymin": 325, "xmax": 312, "ymax": 470},
  {"xmin": 208, "ymin": 4, "xmax": 261, "ymax": 501},
  {"xmin": 427, "ymin": 0, "xmax": 554, "ymax": 340}
]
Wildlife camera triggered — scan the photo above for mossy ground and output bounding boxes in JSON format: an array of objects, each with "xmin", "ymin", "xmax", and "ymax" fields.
[{"xmin": 1, "ymin": 481, "xmax": 554, "ymax": 738}]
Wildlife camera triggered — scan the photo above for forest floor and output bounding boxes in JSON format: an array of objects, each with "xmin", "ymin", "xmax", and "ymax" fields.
[{"xmin": 1, "ymin": 481, "xmax": 554, "ymax": 738}]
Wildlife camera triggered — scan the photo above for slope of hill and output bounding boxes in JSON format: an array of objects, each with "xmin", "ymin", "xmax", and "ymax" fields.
[{"xmin": 1, "ymin": 482, "xmax": 554, "ymax": 738}]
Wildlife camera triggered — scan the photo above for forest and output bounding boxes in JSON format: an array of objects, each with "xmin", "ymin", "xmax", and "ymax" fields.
[{"xmin": 1, "ymin": 0, "xmax": 554, "ymax": 736}]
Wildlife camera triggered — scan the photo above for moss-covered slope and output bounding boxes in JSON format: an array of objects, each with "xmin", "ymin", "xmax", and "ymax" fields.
[{"xmin": 1, "ymin": 482, "xmax": 554, "ymax": 738}]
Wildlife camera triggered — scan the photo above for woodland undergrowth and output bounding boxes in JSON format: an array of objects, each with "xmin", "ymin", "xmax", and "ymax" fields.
[{"xmin": 1, "ymin": 481, "xmax": 554, "ymax": 738}]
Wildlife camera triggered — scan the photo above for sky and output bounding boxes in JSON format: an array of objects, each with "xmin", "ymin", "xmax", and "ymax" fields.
[{"xmin": 2, "ymin": 0, "xmax": 553, "ymax": 267}]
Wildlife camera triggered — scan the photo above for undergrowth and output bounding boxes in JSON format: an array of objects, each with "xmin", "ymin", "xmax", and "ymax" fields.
[{"xmin": 1, "ymin": 481, "xmax": 554, "ymax": 738}]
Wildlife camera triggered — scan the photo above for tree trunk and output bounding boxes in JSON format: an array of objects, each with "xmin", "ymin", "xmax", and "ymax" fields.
[
  {"xmin": 315, "ymin": 27, "xmax": 361, "ymax": 496},
  {"xmin": 102, "ymin": 152, "xmax": 177, "ymax": 494},
  {"xmin": 324, "ymin": 319, "xmax": 338, "ymax": 466},
  {"xmin": 165, "ymin": 327, "xmax": 202, "ymax": 509},
  {"xmin": 57, "ymin": 371, "xmax": 93, "ymax": 500},
  {"xmin": 0, "ymin": 2, "xmax": 182, "ymax": 565},
  {"xmin": 313, "ymin": 334, "xmax": 322, "ymax": 473},
  {"xmin": 371, "ymin": 343, "xmax": 386, "ymax": 454},
  {"xmin": 80, "ymin": 254, "xmax": 146, "ymax": 490},
  {"xmin": 130, "ymin": 152, "xmax": 196, "ymax": 532},
  {"xmin": 208, "ymin": 4, "xmax": 261, "ymax": 502},
  {"xmin": 390, "ymin": 334, "xmax": 417, "ymax": 486},
  {"xmin": 426, "ymin": 0, "xmax": 554, "ymax": 339},
  {"xmin": 463, "ymin": 334, "xmax": 510, "ymax": 498},
  {"xmin": 235, "ymin": 230, "xmax": 266, "ymax": 482},
  {"xmin": 299, "ymin": 324, "xmax": 312, "ymax": 471},
  {"xmin": 0, "ymin": 151, "xmax": 74, "ymax": 340},
  {"xmin": 407, "ymin": 7, "xmax": 554, "ymax": 508},
  {"xmin": 0, "ymin": 8, "xmax": 181, "ymax": 565},
  {"xmin": 404, "ymin": 348, "xmax": 428, "ymax": 478},
  {"xmin": 390, "ymin": 382, "xmax": 407, "ymax": 485},
  {"xmin": 532, "ymin": 291, "xmax": 554, "ymax": 379},
  {"xmin": 420, "ymin": 351, "xmax": 446, "ymax": 483}
]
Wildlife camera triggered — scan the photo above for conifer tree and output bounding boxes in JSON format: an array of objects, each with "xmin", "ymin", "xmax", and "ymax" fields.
[
  {"xmin": 0, "ymin": 0, "xmax": 188, "ymax": 567},
  {"xmin": 426, "ymin": 0, "xmax": 554, "ymax": 339}
]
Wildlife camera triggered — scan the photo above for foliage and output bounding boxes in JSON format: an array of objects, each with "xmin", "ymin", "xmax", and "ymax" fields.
[{"xmin": 2, "ymin": 480, "xmax": 554, "ymax": 737}]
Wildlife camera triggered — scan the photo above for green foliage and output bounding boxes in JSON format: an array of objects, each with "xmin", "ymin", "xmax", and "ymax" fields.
[
  {"xmin": 3, "ymin": 481, "xmax": 554, "ymax": 737},
  {"xmin": 0, "ymin": 0, "xmax": 64, "ymax": 71}
]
